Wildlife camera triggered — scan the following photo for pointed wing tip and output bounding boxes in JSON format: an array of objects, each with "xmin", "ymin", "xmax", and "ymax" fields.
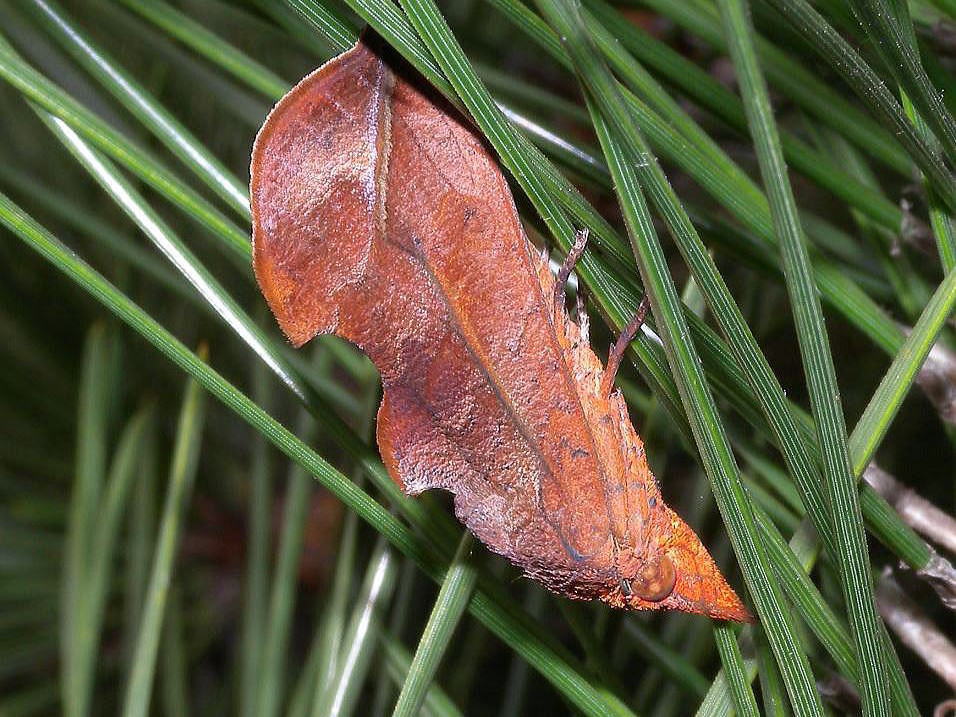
[
  {"xmin": 667, "ymin": 584, "xmax": 753, "ymax": 623},
  {"xmin": 712, "ymin": 598, "xmax": 755, "ymax": 624},
  {"xmin": 687, "ymin": 573, "xmax": 753, "ymax": 623},
  {"xmin": 693, "ymin": 577, "xmax": 753, "ymax": 623}
]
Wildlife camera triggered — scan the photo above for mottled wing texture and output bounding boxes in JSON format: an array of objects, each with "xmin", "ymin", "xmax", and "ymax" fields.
[{"xmin": 250, "ymin": 38, "xmax": 750, "ymax": 622}]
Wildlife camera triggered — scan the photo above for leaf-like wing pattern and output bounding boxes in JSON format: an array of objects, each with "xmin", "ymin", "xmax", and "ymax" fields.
[{"xmin": 251, "ymin": 38, "xmax": 750, "ymax": 622}]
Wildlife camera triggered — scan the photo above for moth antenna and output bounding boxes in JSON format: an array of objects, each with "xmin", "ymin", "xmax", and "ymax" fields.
[
  {"xmin": 602, "ymin": 296, "xmax": 651, "ymax": 396},
  {"xmin": 553, "ymin": 228, "xmax": 589, "ymax": 316},
  {"xmin": 575, "ymin": 286, "xmax": 590, "ymax": 344}
]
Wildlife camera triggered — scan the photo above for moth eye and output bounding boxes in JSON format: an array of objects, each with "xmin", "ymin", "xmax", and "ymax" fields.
[{"xmin": 632, "ymin": 554, "xmax": 676, "ymax": 602}]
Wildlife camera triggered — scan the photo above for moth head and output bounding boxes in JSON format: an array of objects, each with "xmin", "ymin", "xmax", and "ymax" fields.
[
  {"xmin": 607, "ymin": 511, "xmax": 753, "ymax": 622},
  {"xmin": 618, "ymin": 553, "xmax": 677, "ymax": 603}
]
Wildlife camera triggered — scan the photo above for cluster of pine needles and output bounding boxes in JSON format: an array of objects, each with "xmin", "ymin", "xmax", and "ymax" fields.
[{"xmin": 3, "ymin": 0, "xmax": 956, "ymax": 715}]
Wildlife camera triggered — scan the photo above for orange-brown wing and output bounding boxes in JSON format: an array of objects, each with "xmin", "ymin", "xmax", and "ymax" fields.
[
  {"xmin": 251, "ymin": 39, "xmax": 616, "ymax": 587},
  {"xmin": 251, "ymin": 38, "xmax": 750, "ymax": 621}
]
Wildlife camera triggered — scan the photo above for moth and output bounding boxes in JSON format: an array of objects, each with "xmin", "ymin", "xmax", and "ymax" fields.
[{"xmin": 250, "ymin": 36, "xmax": 750, "ymax": 622}]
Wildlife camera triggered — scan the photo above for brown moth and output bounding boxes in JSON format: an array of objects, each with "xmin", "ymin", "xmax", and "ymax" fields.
[{"xmin": 250, "ymin": 36, "xmax": 751, "ymax": 622}]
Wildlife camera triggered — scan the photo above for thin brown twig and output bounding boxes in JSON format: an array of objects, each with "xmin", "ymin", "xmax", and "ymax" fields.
[
  {"xmin": 877, "ymin": 568, "xmax": 956, "ymax": 692},
  {"xmin": 865, "ymin": 463, "xmax": 956, "ymax": 555},
  {"xmin": 911, "ymin": 334, "xmax": 956, "ymax": 425},
  {"xmin": 935, "ymin": 697, "xmax": 956, "ymax": 717}
]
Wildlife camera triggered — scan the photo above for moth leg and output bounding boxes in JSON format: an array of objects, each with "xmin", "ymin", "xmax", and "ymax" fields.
[
  {"xmin": 602, "ymin": 295, "xmax": 651, "ymax": 396},
  {"xmin": 575, "ymin": 285, "xmax": 590, "ymax": 344},
  {"xmin": 553, "ymin": 228, "xmax": 590, "ymax": 315}
]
